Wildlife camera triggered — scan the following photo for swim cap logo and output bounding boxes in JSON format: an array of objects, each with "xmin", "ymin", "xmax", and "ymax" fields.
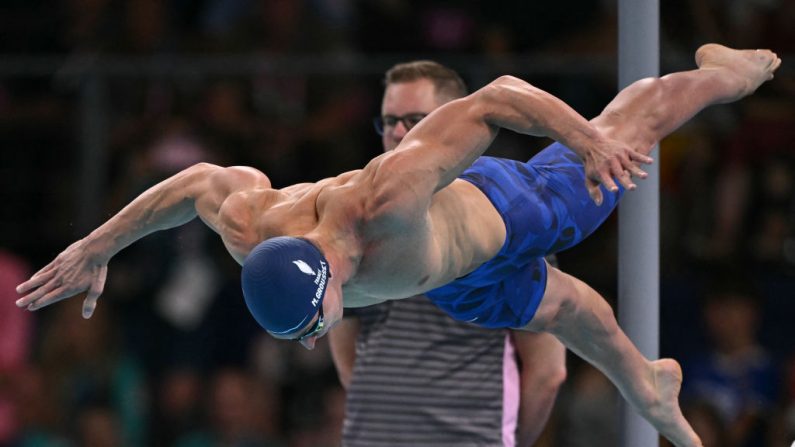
[
  {"xmin": 292, "ymin": 260, "xmax": 316, "ymax": 276},
  {"xmin": 291, "ymin": 259, "xmax": 327, "ymax": 308},
  {"xmin": 311, "ymin": 261, "xmax": 327, "ymax": 307}
]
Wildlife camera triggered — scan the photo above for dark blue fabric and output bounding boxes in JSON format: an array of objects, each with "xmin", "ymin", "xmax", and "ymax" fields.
[
  {"xmin": 427, "ymin": 142, "xmax": 623, "ymax": 328},
  {"xmin": 241, "ymin": 236, "xmax": 329, "ymax": 335}
]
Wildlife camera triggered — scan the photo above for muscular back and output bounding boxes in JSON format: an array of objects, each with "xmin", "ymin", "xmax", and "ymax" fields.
[
  {"xmin": 211, "ymin": 77, "xmax": 586, "ymax": 306},
  {"xmin": 213, "ymin": 157, "xmax": 505, "ymax": 307}
]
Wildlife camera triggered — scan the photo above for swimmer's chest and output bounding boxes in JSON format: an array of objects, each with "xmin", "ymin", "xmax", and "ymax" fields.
[{"xmin": 344, "ymin": 221, "xmax": 446, "ymax": 302}]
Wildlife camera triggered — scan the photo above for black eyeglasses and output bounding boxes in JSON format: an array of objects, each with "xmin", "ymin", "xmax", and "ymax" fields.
[
  {"xmin": 295, "ymin": 305, "xmax": 325, "ymax": 342},
  {"xmin": 373, "ymin": 113, "xmax": 428, "ymax": 136}
]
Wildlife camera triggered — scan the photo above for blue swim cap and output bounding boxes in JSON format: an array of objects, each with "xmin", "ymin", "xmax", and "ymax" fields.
[{"xmin": 241, "ymin": 237, "xmax": 330, "ymax": 336}]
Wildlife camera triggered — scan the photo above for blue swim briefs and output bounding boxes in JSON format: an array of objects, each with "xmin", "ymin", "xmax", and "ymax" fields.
[{"xmin": 426, "ymin": 142, "xmax": 623, "ymax": 328}]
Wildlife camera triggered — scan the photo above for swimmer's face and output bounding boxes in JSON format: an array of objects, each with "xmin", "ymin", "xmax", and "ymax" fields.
[
  {"xmin": 380, "ymin": 78, "xmax": 444, "ymax": 152},
  {"xmin": 296, "ymin": 283, "xmax": 343, "ymax": 350},
  {"xmin": 267, "ymin": 279, "xmax": 344, "ymax": 350}
]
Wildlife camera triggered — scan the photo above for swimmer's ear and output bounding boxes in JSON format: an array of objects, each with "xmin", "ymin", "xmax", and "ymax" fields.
[{"xmin": 586, "ymin": 178, "xmax": 604, "ymax": 206}]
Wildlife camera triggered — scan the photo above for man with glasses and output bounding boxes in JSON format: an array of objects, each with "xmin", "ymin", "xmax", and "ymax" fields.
[
  {"xmin": 17, "ymin": 44, "xmax": 781, "ymax": 447},
  {"xmin": 329, "ymin": 60, "xmax": 565, "ymax": 446},
  {"xmin": 374, "ymin": 113, "xmax": 427, "ymax": 136}
]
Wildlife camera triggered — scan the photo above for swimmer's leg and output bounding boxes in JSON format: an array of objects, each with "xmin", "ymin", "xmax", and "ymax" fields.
[
  {"xmin": 519, "ymin": 265, "xmax": 702, "ymax": 447},
  {"xmin": 592, "ymin": 44, "xmax": 781, "ymax": 154}
]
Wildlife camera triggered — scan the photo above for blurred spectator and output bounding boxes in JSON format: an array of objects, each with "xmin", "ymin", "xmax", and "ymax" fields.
[
  {"xmin": 762, "ymin": 0, "xmax": 795, "ymax": 52},
  {"xmin": 667, "ymin": 400, "xmax": 730, "ymax": 447},
  {"xmin": 196, "ymin": 80, "xmax": 260, "ymax": 165},
  {"xmin": 275, "ymin": 338, "xmax": 339, "ymax": 443},
  {"xmin": 418, "ymin": 3, "xmax": 477, "ymax": 51},
  {"xmin": 76, "ymin": 406, "xmax": 123, "ymax": 447},
  {"xmin": 196, "ymin": 0, "xmax": 254, "ymax": 50},
  {"xmin": 712, "ymin": 97, "xmax": 795, "ymax": 268},
  {"xmin": 354, "ymin": 0, "xmax": 417, "ymax": 52},
  {"xmin": 101, "ymin": 120, "xmax": 205, "ymax": 374},
  {"xmin": 551, "ymin": 360, "xmax": 619, "ymax": 447},
  {"xmin": 0, "ymin": 2, "xmax": 793, "ymax": 446},
  {"xmin": 151, "ymin": 368, "xmax": 204, "ymax": 446},
  {"xmin": 682, "ymin": 274, "xmax": 779, "ymax": 447},
  {"xmin": 288, "ymin": 385, "xmax": 344, "ymax": 447},
  {"xmin": 480, "ymin": 0, "xmax": 605, "ymax": 53},
  {"xmin": 0, "ymin": 250, "xmax": 33, "ymax": 444},
  {"xmin": 13, "ymin": 366, "xmax": 72, "ymax": 447},
  {"xmin": 249, "ymin": 0, "xmax": 310, "ymax": 53},
  {"xmin": 37, "ymin": 298, "xmax": 149, "ymax": 447},
  {"xmin": 747, "ymin": 154, "xmax": 795, "ymax": 269},
  {"xmin": 117, "ymin": 0, "xmax": 171, "ymax": 54},
  {"xmin": 778, "ymin": 356, "xmax": 795, "ymax": 444},
  {"xmin": 659, "ymin": 125, "xmax": 715, "ymax": 272},
  {"xmin": 175, "ymin": 368, "xmax": 285, "ymax": 447},
  {"xmin": 687, "ymin": 0, "xmax": 781, "ymax": 49},
  {"xmin": 60, "ymin": 0, "xmax": 114, "ymax": 52}
]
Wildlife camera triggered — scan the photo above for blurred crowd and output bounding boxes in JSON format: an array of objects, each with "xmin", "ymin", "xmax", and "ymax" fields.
[{"xmin": 0, "ymin": 1, "xmax": 794, "ymax": 446}]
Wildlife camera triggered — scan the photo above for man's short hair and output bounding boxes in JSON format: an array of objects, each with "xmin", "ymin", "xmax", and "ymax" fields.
[{"xmin": 384, "ymin": 61, "xmax": 468, "ymax": 102}]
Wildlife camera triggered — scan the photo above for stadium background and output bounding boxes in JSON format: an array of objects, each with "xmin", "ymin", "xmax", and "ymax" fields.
[{"xmin": 0, "ymin": 1, "xmax": 794, "ymax": 446}]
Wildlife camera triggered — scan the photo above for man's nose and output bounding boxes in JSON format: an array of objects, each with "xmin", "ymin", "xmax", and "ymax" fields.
[
  {"xmin": 392, "ymin": 120, "xmax": 409, "ymax": 139},
  {"xmin": 300, "ymin": 336, "xmax": 317, "ymax": 350}
]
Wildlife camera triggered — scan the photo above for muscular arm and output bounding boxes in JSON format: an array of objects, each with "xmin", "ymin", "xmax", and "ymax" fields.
[
  {"xmin": 368, "ymin": 76, "xmax": 652, "ymax": 216},
  {"xmin": 16, "ymin": 162, "xmax": 269, "ymax": 317},
  {"xmin": 88, "ymin": 163, "xmax": 263, "ymax": 257}
]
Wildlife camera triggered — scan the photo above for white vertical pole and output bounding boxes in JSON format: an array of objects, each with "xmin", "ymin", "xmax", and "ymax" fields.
[{"xmin": 618, "ymin": 0, "xmax": 660, "ymax": 446}]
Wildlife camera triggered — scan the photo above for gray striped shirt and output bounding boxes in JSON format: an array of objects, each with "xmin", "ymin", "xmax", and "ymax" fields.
[{"xmin": 342, "ymin": 296, "xmax": 517, "ymax": 446}]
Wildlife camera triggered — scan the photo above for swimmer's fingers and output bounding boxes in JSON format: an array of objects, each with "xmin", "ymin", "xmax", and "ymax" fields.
[
  {"xmin": 15, "ymin": 266, "xmax": 56, "ymax": 296},
  {"xmin": 617, "ymin": 171, "xmax": 636, "ymax": 190},
  {"xmin": 82, "ymin": 265, "xmax": 107, "ymax": 319},
  {"xmin": 626, "ymin": 163, "xmax": 649, "ymax": 180},
  {"xmin": 621, "ymin": 150, "xmax": 651, "ymax": 177},
  {"xmin": 618, "ymin": 148, "xmax": 654, "ymax": 187},
  {"xmin": 628, "ymin": 150, "xmax": 654, "ymax": 166},
  {"xmin": 583, "ymin": 159, "xmax": 612, "ymax": 204},
  {"xmin": 26, "ymin": 286, "xmax": 76, "ymax": 311},
  {"xmin": 16, "ymin": 277, "xmax": 61, "ymax": 309},
  {"xmin": 586, "ymin": 177, "xmax": 604, "ymax": 206},
  {"xmin": 596, "ymin": 162, "xmax": 620, "ymax": 194},
  {"xmin": 21, "ymin": 279, "xmax": 88, "ymax": 312},
  {"xmin": 610, "ymin": 158, "xmax": 637, "ymax": 191}
]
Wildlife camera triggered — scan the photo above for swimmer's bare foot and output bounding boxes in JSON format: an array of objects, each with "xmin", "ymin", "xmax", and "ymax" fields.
[
  {"xmin": 641, "ymin": 359, "xmax": 703, "ymax": 447},
  {"xmin": 695, "ymin": 44, "xmax": 782, "ymax": 102}
]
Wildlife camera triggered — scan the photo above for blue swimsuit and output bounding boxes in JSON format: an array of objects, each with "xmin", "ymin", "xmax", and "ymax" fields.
[{"xmin": 426, "ymin": 142, "xmax": 623, "ymax": 328}]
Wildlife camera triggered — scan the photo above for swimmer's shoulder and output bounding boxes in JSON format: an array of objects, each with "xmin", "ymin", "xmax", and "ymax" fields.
[
  {"xmin": 205, "ymin": 164, "xmax": 272, "ymax": 192},
  {"xmin": 277, "ymin": 169, "xmax": 364, "ymax": 196}
]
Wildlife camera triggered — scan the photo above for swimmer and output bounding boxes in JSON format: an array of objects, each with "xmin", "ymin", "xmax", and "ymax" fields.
[
  {"xmin": 16, "ymin": 44, "xmax": 780, "ymax": 447},
  {"xmin": 331, "ymin": 60, "xmax": 566, "ymax": 446}
]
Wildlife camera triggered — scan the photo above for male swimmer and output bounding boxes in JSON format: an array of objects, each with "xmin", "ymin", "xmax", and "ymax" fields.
[{"xmin": 16, "ymin": 45, "xmax": 781, "ymax": 447}]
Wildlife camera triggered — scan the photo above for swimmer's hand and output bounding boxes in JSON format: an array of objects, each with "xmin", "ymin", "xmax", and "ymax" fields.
[
  {"xmin": 15, "ymin": 238, "xmax": 108, "ymax": 319},
  {"xmin": 582, "ymin": 136, "xmax": 653, "ymax": 205}
]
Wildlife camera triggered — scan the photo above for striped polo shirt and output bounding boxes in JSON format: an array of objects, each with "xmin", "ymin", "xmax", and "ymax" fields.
[{"xmin": 342, "ymin": 295, "xmax": 518, "ymax": 446}]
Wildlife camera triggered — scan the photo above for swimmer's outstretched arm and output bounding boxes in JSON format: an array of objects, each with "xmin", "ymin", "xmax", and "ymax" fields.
[
  {"xmin": 16, "ymin": 163, "xmax": 269, "ymax": 318},
  {"xmin": 370, "ymin": 75, "xmax": 653, "ymax": 210}
]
